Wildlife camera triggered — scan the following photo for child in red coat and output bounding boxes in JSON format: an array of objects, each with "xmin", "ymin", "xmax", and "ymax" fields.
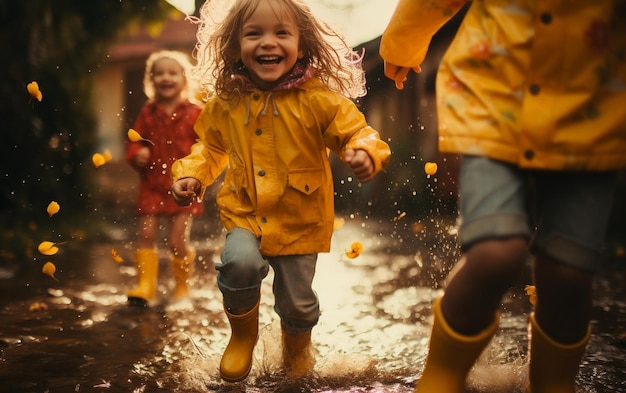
[{"xmin": 126, "ymin": 50, "xmax": 203, "ymax": 304}]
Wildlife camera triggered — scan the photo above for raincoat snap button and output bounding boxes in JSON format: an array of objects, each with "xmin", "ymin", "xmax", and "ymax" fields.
[
  {"xmin": 529, "ymin": 84, "xmax": 540, "ymax": 95},
  {"xmin": 258, "ymin": 170, "xmax": 265, "ymax": 176},
  {"xmin": 255, "ymin": 128, "xmax": 262, "ymax": 135},
  {"xmin": 540, "ymin": 12, "xmax": 552, "ymax": 24},
  {"xmin": 261, "ymin": 217, "xmax": 267, "ymax": 223},
  {"xmin": 305, "ymin": 185, "xmax": 310, "ymax": 192},
  {"xmin": 253, "ymin": 94, "xmax": 260, "ymax": 100},
  {"xmin": 524, "ymin": 149, "xmax": 535, "ymax": 160}
]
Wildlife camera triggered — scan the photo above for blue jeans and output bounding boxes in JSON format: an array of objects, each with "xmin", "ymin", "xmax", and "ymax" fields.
[
  {"xmin": 216, "ymin": 227, "xmax": 320, "ymax": 334},
  {"xmin": 459, "ymin": 156, "xmax": 617, "ymax": 272}
]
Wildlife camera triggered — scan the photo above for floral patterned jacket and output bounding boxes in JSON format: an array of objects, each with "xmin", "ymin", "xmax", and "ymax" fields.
[{"xmin": 380, "ymin": 0, "xmax": 626, "ymax": 171}]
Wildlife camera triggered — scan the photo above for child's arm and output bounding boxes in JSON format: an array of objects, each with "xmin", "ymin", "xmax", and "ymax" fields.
[
  {"xmin": 380, "ymin": 0, "xmax": 468, "ymax": 89},
  {"xmin": 343, "ymin": 149, "xmax": 375, "ymax": 183},
  {"xmin": 315, "ymin": 94, "xmax": 391, "ymax": 179},
  {"xmin": 171, "ymin": 177, "xmax": 202, "ymax": 206},
  {"xmin": 126, "ymin": 106, "xmax": 153, "ymax": 170},
  {"xmin": 133, "ymin": 146, "xmax": 151, "ymax": 169},
  {"xmin": 171, "ymin": 103, "xmax": 229, "ymax": 201}
]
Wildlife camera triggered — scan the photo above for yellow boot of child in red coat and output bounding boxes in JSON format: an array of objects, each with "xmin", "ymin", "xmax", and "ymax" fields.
[
  {"xmin": 127, "ymin": 248, "xmax": 159, "ymax": 303},
  {"xmin": 171, "ymin": 250, "xmax": 195, "ymax": 299}
]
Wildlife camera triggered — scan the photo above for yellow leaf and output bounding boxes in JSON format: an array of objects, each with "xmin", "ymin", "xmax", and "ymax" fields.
[
  {"xmin": 38, "ymin": 241, "xmax": 59, "ymax": 256},
  {"xmin": 345, "ymin": 241, "xmax": 363, "ymax": 259},
  {"xmin": 92, "ymin": 153, "xmax": 106, "ymax": 168},
  {"xmin": 128, "ymin": 128, "xmax": 142, "ymax": 142},
  {"xmin": 111, "ymin": 248, "xmax": 124, "ymax": 263},
  {"xmin": 393, "ymin": 211, "xmax": 407, "ymax": 221},
  {"xmin": 333, "ymin": 217, "xmax": 345, "ymax": 230},
  {"xmin": 42, "ymin": 262, "xmax": 58, "ymax": 281},
  {"xmin": 102, "ymin": 149, "xmax": 113, "ymax": 162},
  {"xmin": 47, "ymin": 201, "xmax": 60, "ymax": 217},
  {"xmin": 127, "ymin": 128, "xmax": 154, "ymax": 145},
  {"xmin": 26, "ymin": 81, "xmax": 39, "ymax": 95},
  {"xmin": 29, "ymin": 301, "xmax": 48, "ymax": 312},
  {"xmin": 524, "ymin": 285, "xmax": 537, "ymax": 306},
  {"xmin": 424, "ymin": 162, "xmax": 438, "ymax": 176},
  {"xmin": 27, "ymin": 81, "xmax": 43, "ymax": 102},
  {"xmin": 411, "ymin": 222, "xmax": 425, "ymax": 233}
]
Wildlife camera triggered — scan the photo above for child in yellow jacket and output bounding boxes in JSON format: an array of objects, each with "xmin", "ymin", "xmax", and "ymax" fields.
[
  {"xmin": 380, "ymin": 1, "xmax": 626, "ymax": 392},
  {"xmin": 171, "ymin": 0, "xmax": 391, "ymax": 382}
]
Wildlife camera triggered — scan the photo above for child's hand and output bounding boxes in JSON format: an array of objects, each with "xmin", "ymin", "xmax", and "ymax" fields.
[
  {"xmin": 134, "ymin": 146, "xmax": 151, "ymax": 168},
  {"xmin": 343, "ymin": 149, "xmax": 375, "ymax": 183},
  {"xmin": 171, "ymin": 177, "xmax": 201, "ymax": 206},
  {"xmin": 383, "ymin": 62, "xmax": 421, "ymax": 90}
]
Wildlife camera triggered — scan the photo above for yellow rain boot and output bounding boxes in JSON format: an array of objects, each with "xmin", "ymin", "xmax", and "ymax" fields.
[
  {"xmin": 220, "ymin": 301, "xmax": 260, "ymax": 382},
  {"xmin": 282, "ymin": 329, "xmax": 316, "ymax": 377},
  {"xmin": 415, "ymin": 297, "xmax": 499, "ymax": 393},
  {"xmin": 527, "ymin": 313, "xmax": 590, "ymax": 393},
  {"xmin": 172, "ymin": 250, "xmax": 195, "ymax": 299},
  {"xmin": 127, "ymin": 248, "xmax": 159, "ymax": 303}
]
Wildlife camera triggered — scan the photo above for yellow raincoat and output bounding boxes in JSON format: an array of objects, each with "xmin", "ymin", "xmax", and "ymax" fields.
[
  {"xmin": 380, "ymin": 0, "xmax": 626, "ymax": 171},
  {"xmin": 171, "ymin": 78, "xmax": 391, "ymax": 256}
]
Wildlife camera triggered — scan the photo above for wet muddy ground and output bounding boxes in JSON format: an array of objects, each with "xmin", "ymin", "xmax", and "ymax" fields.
[{"xmin": 1, "ymin": 214, "xmax": 625, "ymax": 393}]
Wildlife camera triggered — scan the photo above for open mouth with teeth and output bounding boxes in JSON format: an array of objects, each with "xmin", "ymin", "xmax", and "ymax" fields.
[{"xmin": 257, "ymin": 56, "xmax": 282, "ymax": 65}]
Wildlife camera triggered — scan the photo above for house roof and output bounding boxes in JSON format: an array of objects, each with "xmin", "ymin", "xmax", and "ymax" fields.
[{"xmin": 106, "ymin": 16, "xmax": 198, "ymax": 62}]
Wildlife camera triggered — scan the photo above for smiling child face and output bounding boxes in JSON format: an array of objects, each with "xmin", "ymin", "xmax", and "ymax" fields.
[
  {"xmin": 151, "ymin": 57, "xmax": 186, "ymax": 101},
  {"xmin": 239, "ymin": 0, "xmax": 304, "ymax": 90}
]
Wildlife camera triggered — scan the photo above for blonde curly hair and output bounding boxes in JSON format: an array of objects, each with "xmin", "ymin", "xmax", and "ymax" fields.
[{"xmin": 190, "ymin": 0, "xmax": 366, "ymax": 101}]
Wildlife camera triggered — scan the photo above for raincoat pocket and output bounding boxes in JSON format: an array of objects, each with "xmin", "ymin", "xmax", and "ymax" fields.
[
  {"xmin": 287, "ymin": 169, "xmax": 322, "ymax": 195},
  {"xmin": 282, "ymin": 168, "xmax": 325, "ymax": 225}
]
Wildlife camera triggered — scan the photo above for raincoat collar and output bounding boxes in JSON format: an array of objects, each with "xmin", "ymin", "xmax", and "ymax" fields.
[
  {"xmin": 241, "ymin": 61, "xmax": 316, "ymax": 125},
  {"xmin": 240, "ymin": 60, "xmax": 316, "ymax": 92}
]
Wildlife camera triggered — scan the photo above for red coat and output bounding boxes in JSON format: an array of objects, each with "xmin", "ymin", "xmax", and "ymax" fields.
[{"xmin": 126, "ymin": 100, "xmax": 203, "ymax": 215}]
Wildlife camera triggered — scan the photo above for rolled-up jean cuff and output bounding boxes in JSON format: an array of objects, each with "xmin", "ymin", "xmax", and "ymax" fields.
[
  {"xmin": 532, "ymin": 232, "xmax": 599, "ymax": 273},
  {"xmin": 275, "ymin": 301, "xmax": 319, "ymax": 334},
  {"xmin": 218, "ymin": 280, "xmax": 260, "ymax": 312},
  {"xmin": 279, "ymin": 317, "xmax": 319, "ymax": 335},
  {"xmin": 459, "ymin": 212, "xmax": 531, "ymax": 251}
]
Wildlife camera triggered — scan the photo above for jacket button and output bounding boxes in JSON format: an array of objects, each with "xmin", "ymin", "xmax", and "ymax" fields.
[
  {"xmin": 529, "ymin": 84, "xmax": 540, "ymax": 95},
  {"xmin": 305, "ymin": 185, "xmax": 310, "ymax": 192},
  {"xmin": 540, "ymin": 12, "xmax": 552, "ymax": 24},
  {"xmin": 258, "ymin": 169, "xmax": 265, "ymax": 176},
  {"xmin": 255, "ymin": 128, "xmax": 262, "ymax": 135},
  {"xmin": 261, "ymin": 217, "xmax": 267, "ymax": 223},
  {"xmin": 253, "ymin": 94, "xmax": 260, "ymax": 100},
  {"xmin": 524, "ymin": 149, "xmax": 535, "ymax": 160}
]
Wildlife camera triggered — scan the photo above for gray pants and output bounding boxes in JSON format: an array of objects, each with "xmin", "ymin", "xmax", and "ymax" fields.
[{"xmin": 217, "ymin": 227, "xmax": 320, "ymax": 334}]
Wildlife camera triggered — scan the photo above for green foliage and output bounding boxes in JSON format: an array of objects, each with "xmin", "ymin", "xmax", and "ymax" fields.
[{"xmin": 0, "ymin": 1, "xmax": 174, "ymax": 263}]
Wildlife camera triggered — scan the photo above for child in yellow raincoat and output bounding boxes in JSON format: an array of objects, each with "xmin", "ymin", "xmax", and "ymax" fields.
[
  {"xmin": 171, "ymin": 0, "xmax": 391, "ymax": 382},
  {"xmin": 380, "ymin": 1, "xmax": 626, "ymax": 392}
]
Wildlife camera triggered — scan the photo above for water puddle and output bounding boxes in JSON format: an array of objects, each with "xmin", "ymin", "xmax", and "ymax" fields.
[{"xmin": 1, "ymin": 218, "xmax": 624, "ymax": 392}]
